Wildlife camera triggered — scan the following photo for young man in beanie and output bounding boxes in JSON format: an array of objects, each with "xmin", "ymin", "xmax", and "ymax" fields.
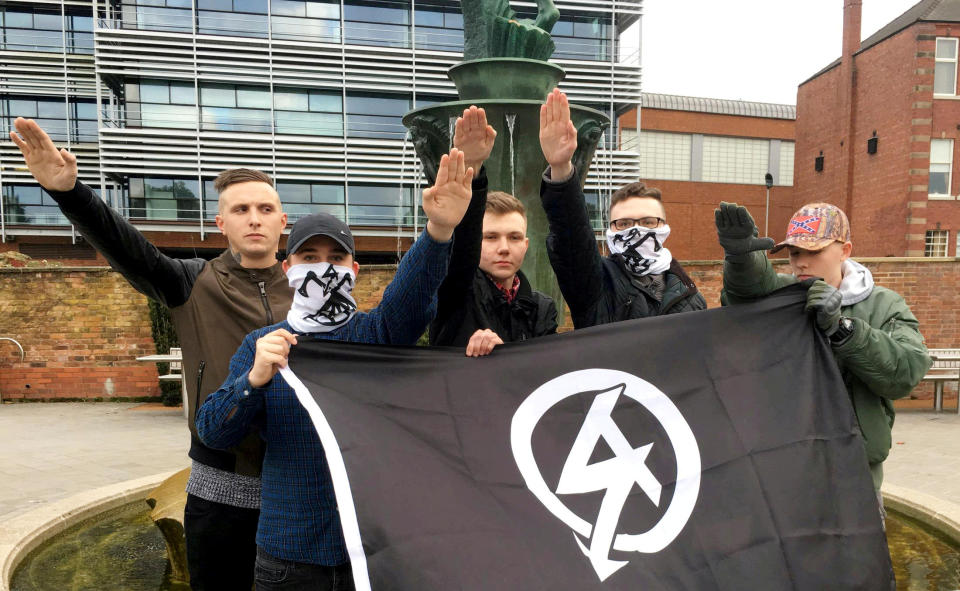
[
  {"xmin": 715, "ymin": 201, "xmax": 931, "ymax": 522},
  {"xmin": 430, "ymin": 106, "xmax": 558, "ymax": 356},
  {"xmin": 196, "ymin": 148, "xmax": 474, "ymax": 590},
  {"xmin": 537, "ymin": 89, "xmax": 706, "ymax": 329}
]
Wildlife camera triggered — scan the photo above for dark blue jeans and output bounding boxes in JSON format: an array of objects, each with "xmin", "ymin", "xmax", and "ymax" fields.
[{"xmin": 255, "ymin": 547, "xmax": 355, "ymax": 591}]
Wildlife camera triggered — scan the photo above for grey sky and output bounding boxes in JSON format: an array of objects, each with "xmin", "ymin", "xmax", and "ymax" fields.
[{"xmin": 640, "ymin": 0, "xmax": 920, "ymax": 105}]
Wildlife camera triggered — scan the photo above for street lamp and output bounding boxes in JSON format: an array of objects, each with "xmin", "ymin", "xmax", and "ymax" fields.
[{"xmin": 764, "ymin": 173, "xmax": 774, "ymax": 236}]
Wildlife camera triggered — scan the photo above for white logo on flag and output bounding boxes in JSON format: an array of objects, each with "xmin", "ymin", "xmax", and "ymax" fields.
[{"xmin": 511, "ymin": 369, "xmax": 701, "ymax": 582}]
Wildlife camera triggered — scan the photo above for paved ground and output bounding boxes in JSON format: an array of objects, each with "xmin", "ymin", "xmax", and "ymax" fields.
[
  {"xmin": 886, "ymin": 410, "xmax": 960, "ymax": 503},
  {"xmin": 0, "ymin": 402, "xmax": 189, "ymax": 521},
  {"xmin": 0, "ymin": 402, "xmax": 955, "ymax": 524}
]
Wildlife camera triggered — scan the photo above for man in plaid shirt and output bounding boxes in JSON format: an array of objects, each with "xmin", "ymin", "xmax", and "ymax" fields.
[{"xmin": 196, "ymin": 148, "xmax": 475, "ymax": 591}]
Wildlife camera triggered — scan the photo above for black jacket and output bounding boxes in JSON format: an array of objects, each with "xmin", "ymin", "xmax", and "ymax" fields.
[
  {"xmin": 539, "ymin": 168, "xmax": 707, "ymax": 329},
  {"xmin": 430, "ymin": 170, "xmax": 558, "ymax": 346},
  {"xmin": 45, "ymin": 181, "xmax": 293, "ymax": 476}
]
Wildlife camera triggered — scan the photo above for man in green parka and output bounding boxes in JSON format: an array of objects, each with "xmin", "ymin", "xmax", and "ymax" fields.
[{"xmin": 715, "ymin": 201, "xmax": 931, "ymax": 523}]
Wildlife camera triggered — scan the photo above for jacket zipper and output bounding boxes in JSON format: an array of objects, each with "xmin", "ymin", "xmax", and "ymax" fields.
[
  {"xmin": 257, "ymin": 281, "xmax": 274, "ymax": 324},
  {"xmin": 194, "ymin": 360, "xmax": 206, "ymax": 416}
]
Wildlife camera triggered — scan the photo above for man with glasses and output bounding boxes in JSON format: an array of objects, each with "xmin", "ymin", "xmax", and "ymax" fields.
[{"xmin": 537, "ymin": 89, "xmax": 706, "ymax": 328}]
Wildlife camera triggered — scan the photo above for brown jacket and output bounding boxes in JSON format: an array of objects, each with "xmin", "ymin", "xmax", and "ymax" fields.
[{"xmin": 47, "ymin": 181, "xmax": 293, "ymax": 476}]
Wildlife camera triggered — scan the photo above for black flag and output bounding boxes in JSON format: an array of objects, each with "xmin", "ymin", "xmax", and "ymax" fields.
[{"xmin": 280, "ymin": 285, "xmax": 893, "ymax": 590}]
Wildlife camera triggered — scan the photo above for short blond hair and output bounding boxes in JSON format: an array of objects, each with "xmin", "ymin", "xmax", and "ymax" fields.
[{"xmin": 485, "ymin": 191, "xmax": 526, "ymax": 217}]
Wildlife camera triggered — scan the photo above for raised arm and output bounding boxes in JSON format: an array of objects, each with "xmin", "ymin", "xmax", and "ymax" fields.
[
  {"xmin": 538, "ymin": 89, "xmax": 605, "ymax": 320},
  {"xmin": 10, "ymin": 118, "xmax": 202, "ymax": 307},
  {"xmin": 367, "ymin": 149, "xmax": 473, "ymax": 343},
  {"xmin": 434, "ymin": 107, "xmax": 495, "ymax": 326},
  {"xmin": 715, "ymin": 202, "xmax": 793, "ymax": 304}
]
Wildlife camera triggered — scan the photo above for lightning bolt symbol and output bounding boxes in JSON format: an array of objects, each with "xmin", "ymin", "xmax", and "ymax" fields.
[{"xmin": 555, "ymin": 384, "xmax": 663, "ymax": 581}]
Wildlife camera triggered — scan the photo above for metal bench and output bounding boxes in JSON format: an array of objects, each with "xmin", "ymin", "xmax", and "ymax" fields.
[{"xmin": 924, "ymin": 349, "xmax": 960, "ymax": 413}]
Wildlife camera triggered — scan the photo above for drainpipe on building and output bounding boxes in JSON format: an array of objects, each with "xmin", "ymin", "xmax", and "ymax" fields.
[{"xmin": 840, "ymin": 0, "xmax": 862, "ymax": 221}]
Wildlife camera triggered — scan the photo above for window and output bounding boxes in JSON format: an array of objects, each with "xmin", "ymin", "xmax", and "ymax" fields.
[
  {"xmin": 935, "ymin": 38, "xmax": 958, "ymax": 96},
  {"xmin": 1, "ymin": 185, "xmax": 68, "ymax": 226},
  {"xmin": 128, "ymin": 177, "xmax": 201, "ymax": 221},
  {"xmin": 122, "ymin": 0, "xmax": 192, "ymax": 33},
  {"xmin": 930, "ymin": 139, "xmax": 953, "ymax": 197},
  {"xmin": 126, "ymin": 80, "xmax": 197, "ymax": 129},
  {"xmin": 702, "ymin": 136, "xmax": 770, "ymax": 185},
  {"xmin": 343, "ymin": 0, "xmax": 409, "ymax": 48},
  {"xmin": 1, "ymin": 96, "xmax": 98, "ymax": 142},
  {"xmin": 638, "ymin": 131, "xmax": 691, "ymax": 181},
  {"xmin": 274, "ymin": 88, "xmax": 343, "ymax": 136},
  {"xmin": 925, "ymin": 230, "xmax": 949, "ymax": 257},
  {"xmin": 271, "ymin": 0, "xmax": 339, "ymax": 42},
  {"xmin": 348, "ymin": 184, "xmax": 413, "ymax": 225},
  {"xmin": 778, "ymin": 142, "xmax": 795, "ymax": 187},
  {"xmin": 200, "ymin": 84, "xmax": 271, "ymax": 132},
  {"xmin": 276, "ymin": 181, "xmax": 345, "ymax": 221},
  {"xmin": 548, "ymin": 14, "xmax": 611, "ymax": 61},
  {"xmin": 0, "ymin": 7, "xmax": 93, "ymax": 53},
  {"xmin": 345, "ymin": 93, "xmax": 410, "ymax": 139},
  {"xmin": 414, "ymin": 6, "xmax": 461, "ymax": 52},
  {"xmin": 197, "ymin": 0, "xmax": 268, "ymax": 37}
]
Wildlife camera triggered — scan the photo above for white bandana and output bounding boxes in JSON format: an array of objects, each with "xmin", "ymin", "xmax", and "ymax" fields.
[
  {"xmin": 286, "ymin": 263, "xmax": 358, "ymax": 333},
  {"xmin": 605, "ymin": 225, "xmax": 673, "ymax": 276}
]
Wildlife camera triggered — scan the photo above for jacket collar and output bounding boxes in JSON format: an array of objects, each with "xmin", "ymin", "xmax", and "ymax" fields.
[{"xmin": 215, "ymin": 248, "xmax": 286, "ymax": 282}]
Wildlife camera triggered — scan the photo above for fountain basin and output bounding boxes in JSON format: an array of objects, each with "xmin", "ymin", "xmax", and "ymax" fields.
[
  {"xmin": 448, "ymin": 58, "xmax": 565, "ymax": 101},
  {"xmin": 0, "ymin": 471, "xmax": 179, "ymax": 591}
]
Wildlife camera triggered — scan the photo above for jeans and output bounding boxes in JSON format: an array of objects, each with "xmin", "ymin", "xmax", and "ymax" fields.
[
  {"xmin": 184, "ymin": 494, "xmax": 260, "ymax": 591},
  {"xmin": 255, "ymin": 547, "xmax": 355, "ymax": 591}
]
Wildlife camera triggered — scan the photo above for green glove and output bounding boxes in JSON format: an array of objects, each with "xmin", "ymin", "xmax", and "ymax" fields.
[
  {"xmin": 804, "ymin": 279, "xmax": 842, "ymax": 337},
  {"xmin": 714, "ymin": 202, "xmax": 776, "ymax": 256}
]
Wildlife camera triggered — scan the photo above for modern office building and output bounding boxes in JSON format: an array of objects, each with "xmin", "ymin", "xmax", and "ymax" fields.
[{"xmin": 0, "ymin": 0, "xmax": 641, "ymax": 263}]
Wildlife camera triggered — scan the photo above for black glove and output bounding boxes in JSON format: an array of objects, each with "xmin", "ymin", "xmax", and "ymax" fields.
[
  {"xmin": 804, "ymin": 279, "xmax": 842, "ymax": 337},
  {"xmin": 714, "ymin": 202, "xmax": 776, "ymax": 256}
]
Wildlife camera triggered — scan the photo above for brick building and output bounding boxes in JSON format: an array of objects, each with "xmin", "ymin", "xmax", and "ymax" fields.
[
  {"xmin": 796, "ymin": 0, "xmax": 960, "ymax": 257},
  {"xmin": 621, "ymin": 93, "xmax": 797, "ymax": 260}
]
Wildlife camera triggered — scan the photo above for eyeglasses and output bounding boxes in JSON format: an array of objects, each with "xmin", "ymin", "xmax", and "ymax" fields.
[{"xmin": 610, "ymin": 217, "xmax": 666, "ymax": 231}]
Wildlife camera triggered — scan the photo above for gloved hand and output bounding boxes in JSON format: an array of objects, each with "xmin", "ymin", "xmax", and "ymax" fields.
[
  {"xmin": 714, "ymin": 202, "xmax": 776, "ymax": 256},
  {"xmin": 804, "ymin": 279, "xmax": 842, "ymax": 337}
]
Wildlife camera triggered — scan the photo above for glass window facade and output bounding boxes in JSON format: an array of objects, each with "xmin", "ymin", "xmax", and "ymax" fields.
[
  {"xmin": 271, "ymin": 0, "xmax": 339, "ymax": 42},
  {"xmin": 128, "ymin": 177, "xmax": 202, "ymax": 220},
  {"xmin": 2, "ymin": 96, "xmax": 97, "ymax": 142},
  {"xmin": 275, "ymin": 88, "xmax": 343, "ymax": 136},
  {"xmin": 2, "ymin": 185, "xmax": 69, "ymax": 225},
  {"xmin": 197, "ymin": 0, "xmax": 268, "ymax": 37},
  {"xmin": 1, "ymin": 7, "xmax": 93, "ymax": 53},
  {"xmin": 276, "ymin": 181, "xmax": 346, "ymax": 221},
  {"xmin": 414, "ymin": 5, "xmax": 461, "ymax": 52},
  {"xmin": 126, "ymin": 80, "xmax": 197, "ymax": 129},
  {"xmin": 343, "ymin": 0, "xmax": 410, "ymax": 48},
  {"xmin": 348, "ymin": 184, "xmax": 413, "ymax": 226},
  {"xmin": 346, "ymin": 93, "xmax": 410, "ymax": 139}
]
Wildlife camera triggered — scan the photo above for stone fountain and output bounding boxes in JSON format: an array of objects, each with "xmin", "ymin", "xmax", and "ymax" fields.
[{"xmin": 403, "ymin": 0, "xmax": 610, "ymax": 312}]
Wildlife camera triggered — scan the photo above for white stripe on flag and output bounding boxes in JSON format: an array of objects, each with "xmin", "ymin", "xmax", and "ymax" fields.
[{"xmin": 279, "ymin": 366, "xmax": 372, "ymax": 591}]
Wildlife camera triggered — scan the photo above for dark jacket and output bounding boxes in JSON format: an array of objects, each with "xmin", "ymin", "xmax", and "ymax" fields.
[
  {"xmin": 430, "ymin": 169, "xmax": 558, "ymax": 345},
  {"xmin": 45, "ymin": 181, "xmax": 293, "ymax": 476},
  {"xmin": 539, "ymin": 168, "xmax": 706, "ymax": 329}
]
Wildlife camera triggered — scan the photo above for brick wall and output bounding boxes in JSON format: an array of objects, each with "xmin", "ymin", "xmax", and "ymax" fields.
[{"xmin": 2, "ymin": 259, "xmax": 955, "ymax": 401}]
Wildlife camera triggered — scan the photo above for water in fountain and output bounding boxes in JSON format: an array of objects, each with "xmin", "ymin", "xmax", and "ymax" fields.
[{"xmin": 504, "ymin": 113, "xmax": 517, "ymax": 197}]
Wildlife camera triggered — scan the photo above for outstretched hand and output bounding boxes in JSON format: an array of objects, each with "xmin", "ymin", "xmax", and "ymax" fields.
[
  {"xmin": 539, "ymin": 88, "xmax": 577, "ymax": 180},
  {"xmin": 423, "ymin": 148, "xmax": 474, "ymax": 242},
  {"xmin": 454, "ymin": 106, "xmax": 496, "ymax": 174},
  {"xmin": 714, "ymin": 202, "xmax": 776, "ymax": 256},
  {"xmin": 9, "ymin": 118, "xmax": 78, "ymax": 192}
]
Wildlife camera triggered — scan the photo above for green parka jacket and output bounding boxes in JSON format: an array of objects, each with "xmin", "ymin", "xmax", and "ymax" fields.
[{"xmin": 722, "ymin": 251, "xmax": 931, "ymax": 467}]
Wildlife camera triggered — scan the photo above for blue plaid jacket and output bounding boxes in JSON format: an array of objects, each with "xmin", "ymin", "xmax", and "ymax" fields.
[{"xmin": 196, "ymin": 229, "xmax": 451, "ymax": 565}]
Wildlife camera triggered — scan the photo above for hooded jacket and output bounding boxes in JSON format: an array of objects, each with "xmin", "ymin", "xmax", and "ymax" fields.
[{"xmin": 722, "ymin": 252, "xmax": 931, "ymax": 469}]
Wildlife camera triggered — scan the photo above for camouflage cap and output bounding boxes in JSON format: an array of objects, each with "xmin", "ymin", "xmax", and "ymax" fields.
[{"xmin": 770, "ymin": 202, "xmax": 851, "ymax": 253}]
